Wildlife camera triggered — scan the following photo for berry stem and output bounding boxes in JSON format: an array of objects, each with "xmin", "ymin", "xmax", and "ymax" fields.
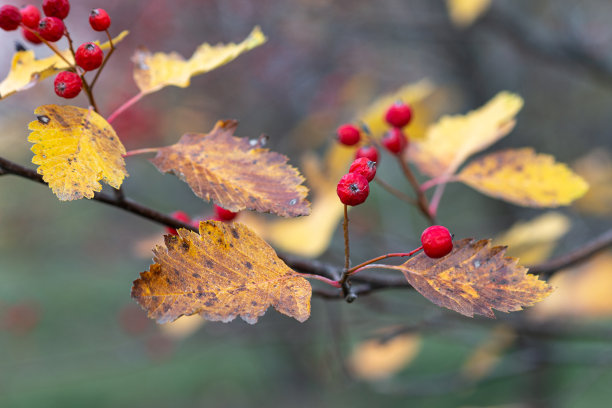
[
  {"xmin": 420, "ymin": 175, "xmax": 456, "ymax": 191},
  {"xmin": 21, "ymin": 24, "xmax": 74, "ymax": 68},
  {"xmin": 343, "ymin": 204, "xmax": 350, "ymax": 271},
  {"xmin": 374, "ymin": 178, "xmax": 417, "ymax": 205},
  {"xmin": 295, "ymin": 273, "xmax": 342, "ymax": 288},
  {"xmin": 396, "ymin": 156, "xmax": 435, "ymax": 224},
  {"xmin": 107, "ymin": 92, "xmax": 145, "ymax": 124},
  {"xmin": 122, "ymin": 147, "xmax": 162, "ymax": 158},
  {"xmin": 429, "ymin": 183, "xmax": 447, "ymax": 217},
  {"xmin": 63, "ymin": 29, "xmax": 100, "ymax": 113},
  {"xmin": 346, "ymin": 247, "xmax": 423, "ymax": 275},
  {"xmin": 90, "ymin": 30, "xmax": 115, "ymax": 89}
]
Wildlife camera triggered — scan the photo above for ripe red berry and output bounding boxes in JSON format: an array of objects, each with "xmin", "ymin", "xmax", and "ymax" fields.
[
  {"xmin": 337, "ymin": 172, "xmax": 370, "ymax": 206},
  {"xmin": 89, "ymin": 8, "xmax": 111, "ymax": 31},
  {"xmin": 20, "ymin": 5, "xmax": 40, "ymax": 29},
  {"xmin": 214, "ymin": 205, "xmax": 238, "ymax": 221},
  {"xmin": 42, "ymin": 0, "xmax": 70, "ymax": 20},
  {"xmin": 336, "ymin": 124, "xmax": 361, "ymax": 146},
  {"xmin": 38, "ymin": 16, "xmax": 64, "ymax": 42},
  {"xmin": 355, "ymin": 145, "xmax": 379, "ymax": 163},
  {"xmin": 385, "ymin": 102, "xmax": 413, "ymax": 128},
  {"xmin": 421, "ymin": 225, "xmax": 453, "ymax": 258},
  {"xmin": 22, "ymin": 27, "xmax": 42, "ymax": 44},
  {"xmin": 0, "ymin": 5, "xmax": 22, "ymax": 31},
  {"xmin": 54, "ymin": 71, "xmax": 82, "ymax": 99},
  {"xmin": 75, "ymin": 42, "xmax": 104, "ymax": 71},
  {"xmin": 165, "ymin": 211, "xmax": 191, "ymax": 235},
  {"xmin": 349, "ymin": 157, "xmax": 377, "ymax": 182},
  {"xmin": 382, "ymin": 127, "xmax": 408, "ymax": 154}
]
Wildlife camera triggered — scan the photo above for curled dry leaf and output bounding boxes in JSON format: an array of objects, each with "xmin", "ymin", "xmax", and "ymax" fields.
[
  {"xmin": 409, "ymin": 91, "xmax": 523, "ymax": 177},
  {"xmin": 132, "ymin": 221, "xmax": 312, "ymax": 324},
  {"xmin": 132, "ymin": 26, "xmax": 266, "ymax": 95},
  {"xmin": 381, "ymin": 238, "xmax": 553, "ymax": 318},
  {"xmin": 0, "ymin": 31, "xmax": 129, "ymax": 100},
  {"xmin": 28, "ymin": 105, "xmax": 127, "ymax": 201},
  {"xmin": 456, "ymin": 148, "xmax": 589, "ymax": 207},
  {"xmin": 150, "ymin": 120, "xmax": 310, "ymax": 217}
]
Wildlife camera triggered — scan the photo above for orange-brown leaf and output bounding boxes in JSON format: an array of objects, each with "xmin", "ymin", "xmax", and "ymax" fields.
[
  {"xmin": 132, "ymin": 221, "xmax": 311, "ymax": 324},
  {"xmin": 382, "ymin": 239, "xmax": 552, "ymax": 317},
  {"xmin": 150, "ymin": 120, "xmax": 310, "ymax": 217}
]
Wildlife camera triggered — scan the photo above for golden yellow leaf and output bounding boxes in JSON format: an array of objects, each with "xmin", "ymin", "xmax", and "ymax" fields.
[
  {"xmin": 457, "ymin": 148, "xmax": 589, "ymax": 207},
  {"xmin": 409, "ymin": 92, "xmax": 523, "ymax": 177},
  {"xmin": 494, "ymin": 212, "xmax": 571, "ymax": 265},
  {"xmin": 150, "ymin": 120, "xmax": 310, "ymax": 217},
  {"xmin": 132, "ymin": 26, "xmax": 266, "ymax": 95},
  {"xmin": 381, "ymin": 239, "xmax": 553, "ymax": 318},
  {"xmin": 0, "ymin": 31, "xmax": 129, "ymax": 100},
  {"xmin": 28, "ymin": 105, "xmax": 127, "ymax": 201},
  {"xmin": 348, "ymin": 333, "xmax": 421, "ymax": 381},
  {"xmin": 573, "ymin": 149, "xmax": 612, "ymax": 216},
  {"xmin": 446, "ymin": 0, "xmax": 492, "ymax": 28},
  {"xmin": 530, "ymin": 252, "xmax": 612, "ymax": 320},
  {"xmin": 159, "ymin": 314, "xmax": 205, "ymax": 340},
  {"xmin": 461, "ymin": 325, "xmax": 516, "ymax": 381},
  {"xmin": 132, "ymin": 221, "xmax": 312, "ymax": 324}
]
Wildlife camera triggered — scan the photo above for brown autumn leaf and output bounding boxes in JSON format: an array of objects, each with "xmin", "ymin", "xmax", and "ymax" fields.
[
  {"xmin": 150, "ymin": 120, "xmax": 310, "ymax": 217},
  {"xmin": 132, "ymin": 221, "xmax": 312, "ymax": 324},
  {"xmin": 380, "ymin": 239, "xmax": 553, "ymax": 318}
]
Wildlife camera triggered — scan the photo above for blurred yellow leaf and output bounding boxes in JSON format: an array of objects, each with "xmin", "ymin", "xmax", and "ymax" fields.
[
  {"xmin": 494, "ymin": 212, "xmax": 571, "ymax": 265},
  {"xmin": 409, "ymin": 92, "xmax": 523, "ymax": 177},
  {"xmin": 447, "ymin": 0, "xmax": 492, "ymax": 28},
  {"xmin": 28, "ymin": 105, "xmax": 127, "ymax": 201},
  {"xmin": 348, "ymin": 333, "xmax": 421, "ymax": 381},
  {"xmin": 461, "ymin": 325, "xmax": 516, "ymax": 381},
  {"xmin": 573, "ymin": 149, "xmax": 612, "ymax": 216},
  {"xmin": 0, "ymin": 31, "xmax": 129, "ymax": 100},
  {"xmin": 160, "ymin": 314, "xmax": 205, "ymax": 340},
  {"xmin": 133, "ymin": 26, "xmax": 266, "ymax": 95},
  {"xmin": 132, "ymin": 221, "xmax": 311, "ymax": 324},
  {"xmin": 530, "ymin": 252, "xmax": 612, "ymax": 320},
  {"xmin": 457, "ymin": 148, "xmax": 589, "ymax": 207}
]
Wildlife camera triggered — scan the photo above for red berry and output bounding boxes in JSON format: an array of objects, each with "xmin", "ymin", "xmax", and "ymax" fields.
[
  {"xmin": 0, "ymin": 5, "xmax": 22, "ymax": 31},
  {"xmin": 421, "ymin": 225, "xmax": 453, "ymax": 258},
  {"xmin": 89, "ymin": 8, "xmax": 111, "ymax": 31},
  {"xmin": 20, "ymin": 5, "xmax": 40, "ymax": 29},
  {"xmin": 54, "ymin": 71, "xmax": 82, "ymax": 99},
  {"xmin": 336, "ymin": 124, "xmax": 360, "ymax": 146},
  {"xmin": 355, "ymin": 145, "xmax": 379, "ymax": 163},
  {"xmin": 348, "ymin": 157, "xmax": 377, "ymax": 182},
  {"xmin": 336, "ymin": 172, "xmax": 370, "ymax": 206},
  {"xmin": 385, "ymin": 102, "xmax": 413, "ymax": 128},
  {"xmin": 42, "ymin": 0, "xmax": 70, "ymax": 20},
  {"xmin": 38, "ymin": 16, "xmax": 64, "ymax": 42},
  {"xmin": 22, "ymin": 27, "xmax": 42, "ymax": 44},
  {"xmin": 382, "ymin": 127, "xmax": 408, "ymax": 154},
  {"xmin": 214, "ymin": 205, "xmax": 238, "ymax": 221},
  {"xmin": 75, "ymin": 42, "xmax": 104, "ymax": 71},
  {"xmin": 165, "ymin": 211, "xmax": 191, "ymax": 235}
]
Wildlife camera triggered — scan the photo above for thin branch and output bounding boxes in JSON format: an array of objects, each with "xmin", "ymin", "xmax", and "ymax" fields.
[
  {"xmin": 374, "ymin": 178, "xmax": 417, "ymax": 205},
  {"xmin": 90, "ymin": 30, "xmax": 115, "ymax": 89},
  {"xmin": 397, "ymin": 156, "xmax": 435, "ymax": 224}
]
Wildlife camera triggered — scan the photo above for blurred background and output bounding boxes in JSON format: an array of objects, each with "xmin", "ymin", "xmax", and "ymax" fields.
[{"xmin": 1, "ymin": 0, "xmax": 612, "ymax": 406}]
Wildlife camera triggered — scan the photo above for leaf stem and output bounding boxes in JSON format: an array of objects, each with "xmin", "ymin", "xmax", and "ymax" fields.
[
  {"xmin": 346, "ymin": 247, "xmax": 423, "ymax": 275},
  {"xmin": 295, "ymin": 273, "xmax": 342, "ymax": 288},
  {"xmin": 107, "ymin": 92, "xmax": 145, "ymax": 124},
  {"xmin": 429, "ymin": 183, "xmax": 447, "ymax": 218},
  {"xmin": 420, "ymin": 175, "xmax": 455, "ymax": 191},
  {"xmin": 122, "ymin": 147, "xmax": 162, "ymax": 158},
  {"xmin": 343, "ymin": 204, "xmax": 350, "ymax": 271},
  {"xmin": 397, "ymin": 155, "xmax": 435, "ymax": 224},
  {"xmin": 90, "ymin": 30, "xmax": 115, "ymax": 89}
]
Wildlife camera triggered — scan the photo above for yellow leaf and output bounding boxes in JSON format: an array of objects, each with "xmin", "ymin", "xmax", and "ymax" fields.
[
  {"xmin": 446, "ymin": 0, "xmax": 492, "ymax": 28},
  {"xmin": 132, "ymin": 221, "xmax": 312, "ymax": 324},
  {"xmin": 348, "ymin": 333, "xmax": 421, "ymax": 381},
  {"xmin": 573, "ymin": 149, "xmax": 612, "ymax": 216},
  {"xmin": 380, "ymin": 238, "xmax": 553, "ymax": 318},
  {"xmin": 0, "ymin": 31, "xmax": 129, "ymax": 100},
  {"xmin": 494, "ymin": 212, "xmax": 571, "ymax": 265},
  {"xmin": 28, "ymin": 105, "xmax": 127, "ymax": 201},
  {"xmin": 159, "ymin": 314, "xmax": 205, "ymax": 340},
  {"xmin": 409, "ymin": 91, "xmax": 523, "ymax": 177},
  {"xmin": 461, "ymin": 325, "xmax": 516, "ymax": 381},
  {"xmin": 457, "ymin": 148, "xmax": 589, "ymax": 207},
  {"xmin": 530, "ymin": 252, "xmax": 612, "ymax": 320},
  {"xmin": 132, "ymin": 26, "xmax": 266, "ymax": 95},
  {"xmin": 150, "ymin": 120, "xmax": 310, "ymax": 217}
]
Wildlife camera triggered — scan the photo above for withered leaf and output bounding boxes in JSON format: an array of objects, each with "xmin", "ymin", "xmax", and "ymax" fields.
[
  {"xmin": 150, "ymin": 120, "xmax": 310, "ymax": 217},
  {"xmin": 382, "ymin": 239, "xmax": 553, "ymax": 318},
  {"xmin": 132, "ymin": 221, "xmax": 312, "ymax": 324}
]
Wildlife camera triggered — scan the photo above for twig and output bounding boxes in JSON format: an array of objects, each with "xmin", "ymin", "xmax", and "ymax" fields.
[
  {"xmin": 396, "ymin": 156, "xmax": 435, "ymax": 224},
  {"xmin": 90, "ymin": 29, "xmax": 115, "ymax": 88},
  {"xmin": 374, "ymin": 178, "xmax": 417, "ymax": 205}
]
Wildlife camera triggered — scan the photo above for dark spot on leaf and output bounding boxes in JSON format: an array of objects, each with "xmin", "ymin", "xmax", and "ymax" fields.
[
  {"xmin": 205, "ymin": 260, "xmax": 213, "ymax": 268},
  {"xmin": 192, "ymin": 273, "xmax": 200, "ymax": 279},
  {"xmin": 37, "ymin": 115, "xmax": 50, "ymax": 125},
  {"xmin": 166, "ymin": 278, "xmax": 172, "ymax": 284},
  {"xmin": 181, "ymin": 241, "xmax": 190, "ymax": 251},
  {"xmin": 245, "ymin": 262, "xmax": 253, "ymax": 270},
  {"xmin": 231, "ymin": 229, "xmax": 240, "ymax": 239}
]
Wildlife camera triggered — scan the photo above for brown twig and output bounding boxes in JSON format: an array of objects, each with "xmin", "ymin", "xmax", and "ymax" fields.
[
  {"xmin": 396, "ymin": 156, "xmax": 435, "ymax": 224},
  {"xmin": 374, "ymin": 178, "xmax": 417, "ymax": 205},
  {"xmin": 90, "ymin": 30, "xmax": 115, "ymax": 89}
]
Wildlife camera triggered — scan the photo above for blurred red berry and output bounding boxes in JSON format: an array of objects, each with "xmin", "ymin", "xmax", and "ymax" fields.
[
  {"xmin": 385, "ymin": 102, "xmax": 413, "ymax": 128},
  {"xmin": 42, "ymin": 0, "xmax": 70, "ymax": 20},
  {"xmin": 165, "ymin": 211, "xmax": 191, "ymax": 235},
  {"xmin": 355, "ymin": 145, "xmax": 379, "ymax": 163},
  {"xmin": 22, "ymin": 27, "xmax": 42, "ymax": 44},
  {"xmin": 0, "ymin": 5, "xmax": 22, "ymax": 31},
  {"xmin": 89, "ymin": 8, "xmax": 111, "ymax": 31},
  {"xmin": 336, "ymin": 123, "xmax": 361, "ymax": 146},
  {"xmin": 214, "ymin": 205, "xmax": 238, "ymax": 221},
  {"xmin": 382, "ymin": 127, "xmax": 408, "ymax": 154},
  {"xmin": 75, "ymin": 42, "xmax": 103, "ymax": 71},
  {"xmin": 348, "ymin": 157, "xmax": 377, "ymax": 182},
  {"xmin": 38, "ymin": 16, "xmax": 64, "ymax": 42},
  {"xmin": 20, "ymin": 5, "xmax": 40, "ymax": 29}
]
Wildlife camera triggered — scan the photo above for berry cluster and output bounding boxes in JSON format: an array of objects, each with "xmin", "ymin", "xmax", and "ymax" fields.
[
  {"xmin": 0, "ymin": 1, "xmax": 113, "ymax": 100},
  {"xmin": 336, "ymin": 157, "xmax": 377, "ymax": 206},
  {"xmin": 165, "ymin": 205, "xmax": 239, "ymax": 236}
]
